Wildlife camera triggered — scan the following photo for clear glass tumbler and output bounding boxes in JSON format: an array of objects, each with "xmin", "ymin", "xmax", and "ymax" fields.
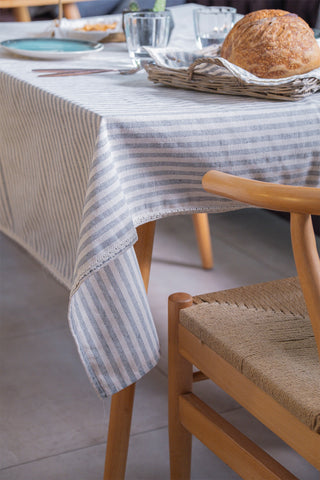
[
  {"xmin": 124, "ymin": 11, "xmax": 171, "ymax": 67},
  {"xmin": 193, "ymin": 6, "xmax": 237, "ymax": 49}
]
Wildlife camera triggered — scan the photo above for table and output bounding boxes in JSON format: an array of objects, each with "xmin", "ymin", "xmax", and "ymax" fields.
[{"xmin": 1, "ymin": 4, "xmax": 320, "ymax": 477}]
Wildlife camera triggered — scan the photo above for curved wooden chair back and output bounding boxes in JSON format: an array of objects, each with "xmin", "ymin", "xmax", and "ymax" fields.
[{"xmin": 0, "ymin": 0, "xmax": 94, "ymax": 22}]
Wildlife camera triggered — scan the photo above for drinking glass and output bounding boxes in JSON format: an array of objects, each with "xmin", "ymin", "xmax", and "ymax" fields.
[
  {"xmin": 193, "ymin": 6, "xmax": 236, "ymax": 49},
  {"xmin": 124, "ymin": 11, "xmax": 171, "ymax": 67}
]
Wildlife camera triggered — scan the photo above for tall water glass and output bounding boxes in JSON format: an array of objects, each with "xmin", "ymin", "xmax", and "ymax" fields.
[
  {"xmin": 124, "ymin": 11, "xmax": 171, "ymax": 67},
  {"xmin": 193, "ymin": 6, "xmax": 236, "ymax": 49}
]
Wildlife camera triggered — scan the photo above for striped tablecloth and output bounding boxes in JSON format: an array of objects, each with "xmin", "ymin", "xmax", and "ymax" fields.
[{"xmin": 1, "ymin": 4, "xmax": 320, "ymax": 397}]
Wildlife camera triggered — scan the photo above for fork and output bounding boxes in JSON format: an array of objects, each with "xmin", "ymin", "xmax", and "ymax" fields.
[{"xmin": 32, "ymin": 66, "xmax": 142, "ymax": 77}]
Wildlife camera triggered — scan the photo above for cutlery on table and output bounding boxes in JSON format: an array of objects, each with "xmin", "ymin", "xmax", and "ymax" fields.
[{"xmin": 32, "ymin": 66, "xmax": 142, "ymax": 77}]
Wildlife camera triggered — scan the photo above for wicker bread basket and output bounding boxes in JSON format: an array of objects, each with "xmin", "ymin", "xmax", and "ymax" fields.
[{"xmin": 144, "ymin": 49, "xmax": 320, "ymax": 101}]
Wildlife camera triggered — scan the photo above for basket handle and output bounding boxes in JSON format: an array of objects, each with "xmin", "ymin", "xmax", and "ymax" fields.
[{"xmin": 187, "ymin": 57, "xmax": 216, "ymax": 80}]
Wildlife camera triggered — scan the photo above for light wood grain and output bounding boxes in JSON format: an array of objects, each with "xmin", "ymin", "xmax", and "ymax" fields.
[
  {"xmin": 192, "ymin": 213, "xmax": 213, "ymax": 270},
  {"xmin": 180, "ymin": 393, "xmax": 299, "ymax": 479},
  {"xmin": 168, "ymin": 292, "xmax": 194, "ymax": 480},
  {"xmin": 180, "ymin": 325, "xmax": 320, "ymax": 469}
]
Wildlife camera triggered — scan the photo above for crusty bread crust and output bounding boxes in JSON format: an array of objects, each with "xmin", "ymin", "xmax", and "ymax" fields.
[{"xmin": 220, "ymin": 9, "xmax": 320, "ymax": 78}]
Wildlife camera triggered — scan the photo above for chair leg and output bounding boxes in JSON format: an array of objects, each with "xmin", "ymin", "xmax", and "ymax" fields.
[
  {"xmin": 63, "ymin": 3, "xmax": 81, "ymax": 19},
  {"xmin": 192, "ymin": 213, "xmax": 213, "ymax": 270},
  {"xmin": 103, "ymin": 221, "xmax": 156, "ymax": 480},
  {"xmin": 168, "ymin": 293, "xmax": 194, "ymax": 480},
  {"xmin": 12, "ymin": 6, "xmax": 31, "ymax": 21}
]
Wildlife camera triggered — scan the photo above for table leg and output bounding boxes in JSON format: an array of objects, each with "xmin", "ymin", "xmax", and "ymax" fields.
[{"xmin": 103, "ymin": 221, "xmax": 156, "ymax": 480}]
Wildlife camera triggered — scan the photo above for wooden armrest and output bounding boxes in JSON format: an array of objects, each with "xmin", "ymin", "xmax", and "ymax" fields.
[{"xmin": 202, "ymin": 170, "xmax": 320, "ymax": 215}]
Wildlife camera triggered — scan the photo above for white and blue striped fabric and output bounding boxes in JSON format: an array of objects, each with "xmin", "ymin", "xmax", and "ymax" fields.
[{"xmin": 1, "ymin": 5, "xmax": 320, "ymax": 396}]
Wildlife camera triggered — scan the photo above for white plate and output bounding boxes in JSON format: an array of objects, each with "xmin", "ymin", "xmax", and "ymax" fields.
[
  {"xmin": 0, "ymin": 37, "xmax": 104, "ymax": 60},
  {"xmin": 56, "ymin": 15, "xmax": 122, "ymax": 42}
]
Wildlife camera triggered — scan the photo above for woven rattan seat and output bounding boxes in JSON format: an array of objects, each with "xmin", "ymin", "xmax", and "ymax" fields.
[{"xmin": 181, "ymin": 277, "xmax": 320, "ymax": 433}]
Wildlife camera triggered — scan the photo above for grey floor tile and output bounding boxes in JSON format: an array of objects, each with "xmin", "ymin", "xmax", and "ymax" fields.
[
  {"xmin": 153, "ymin": 210, "xmax": 297, "ymax": 277},
  {"xmin": 0, "ymin": 328, "xmax": 169, "ymax": 469},
  {"xmin": 131, "ymin": 367, "xmax": 168, "ymax": 433},
  {"xmin": 1, "ymin": 412, "xmax": 315, "ymax": 480},
  {"xmin": 0, "ymin": 443, "xmax": 106, "ymax": 480},
  {"xmin": 0, "ymin": 233, "xmax": 69, "ymax": 339},
  {"xmin": 0, "ymin": 426, "xmax": 238, "ymax": 480},
  {"xmin": 208, "ymin": 209, "xmax": 296, "ymax": 277},
  {"xmin": 0, "ymin": 327, "xmax": 109, "ymax": 469},
  {"xmin": 192, "ymin": 380, "xmax": 240, "ymax": 415}
]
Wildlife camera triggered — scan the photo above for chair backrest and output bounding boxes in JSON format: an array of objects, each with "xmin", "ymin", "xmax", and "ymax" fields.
[
  {"xmin": 0, "ymin": 0, "xmax": 95, "ymax": 22},
  {"xmin": 202, "ymin": 170, "xmax": 320, "ymax": 358}
]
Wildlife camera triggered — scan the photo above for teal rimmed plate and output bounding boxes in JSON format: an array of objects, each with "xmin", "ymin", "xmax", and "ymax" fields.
[{"xmin": 0, "ymin": 37, "xmax": 104, "ymax": 59}]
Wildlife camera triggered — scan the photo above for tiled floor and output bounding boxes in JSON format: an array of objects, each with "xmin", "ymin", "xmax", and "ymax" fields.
[{"xmin": 0, "ymin": 209, "xmax": 318, "ymax": 479}]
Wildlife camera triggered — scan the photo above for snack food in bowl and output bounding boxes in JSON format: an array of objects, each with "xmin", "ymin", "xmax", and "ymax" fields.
[
  {"xmin": 56, "ymin": 16, "xmax": 123, "ymax": 42},
  {"xmin": 75, "ymin": 21, "xmax": 118, "ymax": 32},
  {"xmin": 220, "ymin": 9, "xmax": 320, "ymax": 78}
]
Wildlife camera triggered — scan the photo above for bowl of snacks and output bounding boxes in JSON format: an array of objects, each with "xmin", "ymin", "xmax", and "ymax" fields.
[{"xmin": 55, "ymin": 15, "xmax": 125, "ymax": 43}]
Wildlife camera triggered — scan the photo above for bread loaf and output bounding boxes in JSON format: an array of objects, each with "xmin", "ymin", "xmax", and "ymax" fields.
[{"xmin": 220, "ymin": 9, "xmax": 320, "ymax": 78}]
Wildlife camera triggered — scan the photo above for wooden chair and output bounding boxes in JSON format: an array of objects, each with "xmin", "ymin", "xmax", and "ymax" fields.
[
  {"xmin": 168, "ymin": 170, "xmax": 320, "ymax": 479},
  {"xmin": 0, "ymin": 0, "xmax": 87, "ymax": 22}
]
